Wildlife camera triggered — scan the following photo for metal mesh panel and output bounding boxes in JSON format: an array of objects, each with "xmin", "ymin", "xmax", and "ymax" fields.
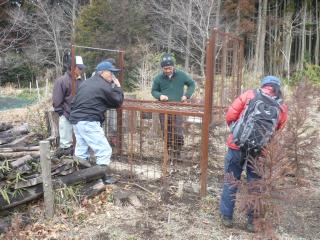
[
  {"xmin": 104, "ymin": 102, "xmax": 204, "ymax": 184},
  {"xmin": 99, "ymin": 29, "xmax": 244, "ymax": 195}
]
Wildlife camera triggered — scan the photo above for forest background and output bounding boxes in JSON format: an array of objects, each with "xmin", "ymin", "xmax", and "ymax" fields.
[{"xmin": 1, "ymin": 0, "xmax": 320, "ymax": 91}]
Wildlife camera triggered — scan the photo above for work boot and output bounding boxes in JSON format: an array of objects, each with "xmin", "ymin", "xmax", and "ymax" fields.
[
  {"xmin": 98, "ymin": 165, "xmax": 114, "ymax": 184},
  {"xmin": 98, "ymin": 164, "xmax": 111, "ymax": 175},
  {"xmin": 53, "ymin": 146, "xmax": 73, "ymax": 158},
  {"xmin": 221, "ymin": 216, "xmax": 233, "ymax": 228}
]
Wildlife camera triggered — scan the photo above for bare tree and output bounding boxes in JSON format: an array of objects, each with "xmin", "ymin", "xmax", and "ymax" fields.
[
  {"xmin": 315, "ymin": 0, "xmax": 319, "ymax": 65},
  {"xmin": 7, "ymin": 0, "xmax": 80, "ymax": 77},
  {"xmin": 299, "ymin": 1, "xmax": 307, "ymax": 70},
  {"xmin": 254, "ymin": 0, "xmax": 267, "ymax": 78},
  {"xmin": 149, "ymin": 0, "xmax": 218, "ymax": 76}
]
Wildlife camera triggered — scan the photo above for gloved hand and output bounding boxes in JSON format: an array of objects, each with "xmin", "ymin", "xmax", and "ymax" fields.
[
  {"xmin": 160, "ymin": 95, "xmax": 168, "ymax": 101},
  {"xmin": 55, "ymin": 110, "xmax": 64, "ymax": 116},
  {"xmin": 181, "ymin": 96, "xmax": 188, "ymax": 102}
]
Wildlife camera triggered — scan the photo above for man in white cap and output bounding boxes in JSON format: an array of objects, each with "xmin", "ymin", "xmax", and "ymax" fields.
[
  {"xmin": 52, "ymin": 55, "xmax": 86, "ymax": 158},
  {"xmin": 69, "ymin": 61, "xmax": 124, "ymax": 169}
]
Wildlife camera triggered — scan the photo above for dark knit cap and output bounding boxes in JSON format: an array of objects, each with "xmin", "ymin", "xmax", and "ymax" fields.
[{"xmin": 160, "ymin": 53, "xmax": 174, "ymax": 67}]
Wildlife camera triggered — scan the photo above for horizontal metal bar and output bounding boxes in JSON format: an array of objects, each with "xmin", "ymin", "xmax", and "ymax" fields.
[
  {"xmin": 124, "ymin": 99, "xmax": 204, "ymax": 108},
  {"xmin": 72, "ymin": 45, "xmax": 125, "ymax": 53},
  {"xmin": 121, "ymin": 106, "xmax": 204, "ymax": 117}
]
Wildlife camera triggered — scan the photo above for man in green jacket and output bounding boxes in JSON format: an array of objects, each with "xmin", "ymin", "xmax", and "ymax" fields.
[{"xmin": 151, "ymin": 53, "xmax": 196, "ymax": 159}]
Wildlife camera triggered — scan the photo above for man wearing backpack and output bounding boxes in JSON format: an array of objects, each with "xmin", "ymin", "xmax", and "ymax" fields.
[{"xmin": 219, "ymin": 76, "xmax": 288, "ymax": 232}]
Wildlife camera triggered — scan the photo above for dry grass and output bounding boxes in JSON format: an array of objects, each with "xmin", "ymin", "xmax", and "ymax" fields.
[{"xmin": 0, "ymin": 83, "xmax": 25, "ymax": 97}]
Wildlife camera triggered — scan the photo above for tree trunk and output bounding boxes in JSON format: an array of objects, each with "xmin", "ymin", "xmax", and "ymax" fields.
[
  {"xmin": 167, "ymin": 1, "xmax": 174, "ymax": 53},
  {"xmin": 254, "ymin": 0, "xmax": 262, "ymax": 77},
  {"xmin": 215, "ymin": 0, "xmax": 221, "ymax": 28},
  {"xmin": 235, "ymin": 0, "xmax": 240, "ymax": 35},
  {"xmin": 300, "ymin": 2, "xmax": 307, "ymax": 70},
  {"xmin": 258, "ymin": 0, "xmax": 268, "ymax": 75},
  {"xmin": 185, "ymin": 0, "xmax": 192, "ymax": 70},
  {"xmin": 315, "ymin": 0, "xmax": 319, "ymax": 65}
]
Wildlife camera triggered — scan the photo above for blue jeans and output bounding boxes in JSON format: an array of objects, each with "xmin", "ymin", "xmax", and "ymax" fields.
[
  {"xmin": 73, "ymin": 121, "xmax": 112, "ymax": 166},
  {"xmin": 219, "ymin": 148, "xmax": 260, "ymax": 223}
]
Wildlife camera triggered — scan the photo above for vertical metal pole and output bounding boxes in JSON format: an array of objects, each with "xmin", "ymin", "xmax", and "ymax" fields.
[
  {"xmin": 162, "ymin": 114, "xmax": 169, "ymax": 178},
  {"xmin": 139, "ymin": 112, "xmax": 143, "ymax": 161},
  {"xmin": 117, "ymin": 50, "xmax": 125, "ymax": 155},
  {"xmin": 71, "ymin": 45, "xmax": 76, "ymax": 97},
  {"xmin": 40, "ymin": 141, "xmax": 54, "ymax": 219},
  {"xmin": 200, "ymin": 30, "xmax": 216, "ymax": 196},
  {"xmin": 70, "ymin": 45, "xmax": 76, "ymax": 152},
  {"xmin": 129, "ymin": 110, "xmax": 134, "ymax": 177}
]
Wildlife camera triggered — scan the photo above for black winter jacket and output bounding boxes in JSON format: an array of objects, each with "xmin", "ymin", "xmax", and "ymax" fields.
[
  {"xmin": 69, "ymin": 74, "xmax": 124, "ymax": 124},
  {"xmin": 52, "ymin": 71, "xmax": 83, "ymax": 119}
]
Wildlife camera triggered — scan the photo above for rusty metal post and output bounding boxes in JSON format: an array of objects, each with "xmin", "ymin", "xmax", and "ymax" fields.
[
  {"xmin": 200, "ymin": 30, "xmax": 216, "ymax": 196},
  {"xmin": 139, "ymin": 112, "xmax": 143, "ymax": 161},
  {"xmin": 71, "ymin": 45, "xmax": 76, "ymax": 96},
  {"xmin": 162, "ymin": 114, "xmax": 169, "ymax": 178},
  {"xmin": 117, "ymin": 50, "xmax": 125, "ymax": 155},
  {"xmin": 70, "ymin": 45, "xmax": 76, "ymax": 151},
  {"xmin": 129, "ymin": 110, "xmax": 134, "ymax": 177}
]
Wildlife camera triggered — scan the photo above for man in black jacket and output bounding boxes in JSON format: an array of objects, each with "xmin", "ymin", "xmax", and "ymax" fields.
[{"xmin": 69, "ymin": 61, "xmax": 124, "ymax": 167}]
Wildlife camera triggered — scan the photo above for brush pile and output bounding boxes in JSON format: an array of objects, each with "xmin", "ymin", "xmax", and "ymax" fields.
[{"xmin": 0, "ymin": 122, "xmax": 107, "ymax": 211}]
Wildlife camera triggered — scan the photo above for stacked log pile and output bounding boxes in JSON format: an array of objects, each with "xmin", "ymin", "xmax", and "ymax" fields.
[{"xmin": 0, "ymin": 122, "xmax": 107, "ymax": 211}]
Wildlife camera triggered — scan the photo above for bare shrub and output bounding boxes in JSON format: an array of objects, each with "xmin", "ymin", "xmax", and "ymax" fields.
[{"xmin": 284, "ymin": 80, "xmax": 319, "ymax": 183}]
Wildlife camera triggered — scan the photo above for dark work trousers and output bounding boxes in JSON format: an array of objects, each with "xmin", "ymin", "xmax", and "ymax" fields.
[
  {"xmin": 159, "ymin": 114, "xmax": 184, "ymax": 151},
  {"xmin": 219, "ymin": 148, "xmax": 261, "ymax": 224}
]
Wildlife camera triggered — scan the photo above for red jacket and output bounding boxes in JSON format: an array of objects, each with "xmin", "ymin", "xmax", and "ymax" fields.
[{"xmin": 226, "ymin": 86, "xmax": 288, "ymax": 150}]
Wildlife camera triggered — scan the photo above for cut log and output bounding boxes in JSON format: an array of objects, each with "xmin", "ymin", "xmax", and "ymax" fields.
[
  {"xmin": 0, "ymin": 185, "xmax": 43, "ymax": 211},
  {"xmin": 1, "ymin": 166, "xmax": 107, "ymax": 210},
  {"xmin": 10, "ymin": 155, "xmax": 33, "ymax": 168},
  {"xmin": 0, "ymin": 133, "xmax": 36, "ymax": 147},
  {"xmin": 0, "ymin": 151, "xmax": 39, "ymax": 159},
  {"xmin": 0, "ymin": 123, "xmax": 13, "ymax": 132},
  {"xmin": 0, "ymin": 124, "xmax": 29, "ymax": 139},
  {"xmin": 0, "ymin": 146, "xmax": 39, "ymax": 153},
  {"xmin": 15, "ymin": 175, "xmax": 42, "ymax": 189},
  {"xmin": 56, "ymin": 165, "xmax": 106, "ymax": 186},
  {"xmin": 0, "ymin": 137, "xmax": 15, "ymax": 145}
]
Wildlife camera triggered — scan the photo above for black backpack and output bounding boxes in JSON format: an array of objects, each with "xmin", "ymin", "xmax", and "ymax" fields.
[{"xmin": 231, "ymin": 89, "xmax": 281, "ymax": 153}]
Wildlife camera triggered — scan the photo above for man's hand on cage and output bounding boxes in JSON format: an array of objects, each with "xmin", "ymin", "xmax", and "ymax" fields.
[
  {"xmin": 160, "ymin": 95, "xmax": 168, "ymax": 101},
  {"xmin": 181, "ymin": 96, "xmax": 188, "ymax": 102}
]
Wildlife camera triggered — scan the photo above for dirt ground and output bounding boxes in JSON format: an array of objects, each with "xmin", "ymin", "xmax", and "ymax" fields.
[
  {"xmin": 1, "ymin": 163, "xmax": 320, "ymax": 240},
  {"xmin": 1, "ymin": 102, "xmax": 320, "ymax": 240}
]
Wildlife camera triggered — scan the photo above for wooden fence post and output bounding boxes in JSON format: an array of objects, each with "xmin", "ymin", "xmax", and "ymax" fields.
[{"xmin": 40, "ymin": 140, "xmax": 54, "ymax": 218}]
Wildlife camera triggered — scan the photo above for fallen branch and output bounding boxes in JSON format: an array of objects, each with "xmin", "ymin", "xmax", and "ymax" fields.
[
  {"xmin": 119, "ymin": 180, "xmax": 155, "ymax": 196},
  {"xmin": 0, "ymin": 137, "xmax": 15, "ymax": 145},
  {"xmin": 1, "ymin": 166, "xmax": 107, "ymax": 210},
  {"xmin": 10, "ymin": 155, "xmax": 33, "ymax": 168},
  {"xmin": 0, "ymin": 151, "xmax": 39, "ymax": 159},
  {"xmin": 0, "ymin": 123, "xmax": 13, "ymax": 132},
  {"xmin": 0, "ymin": 146, "xmax": 39, "ymax": 152},
  {"xmin": 1, "ymin": 133, "xmax": 36, "ymax": 147},
  {"xmin": 0, "ymin": 125, "xmax": 29, "ymax": 139}
]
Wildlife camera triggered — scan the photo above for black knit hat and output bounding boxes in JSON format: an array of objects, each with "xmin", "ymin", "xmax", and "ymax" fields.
[{"xmin": 160, "ymin": 53, "xmax": 174, "ymax": 67}]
